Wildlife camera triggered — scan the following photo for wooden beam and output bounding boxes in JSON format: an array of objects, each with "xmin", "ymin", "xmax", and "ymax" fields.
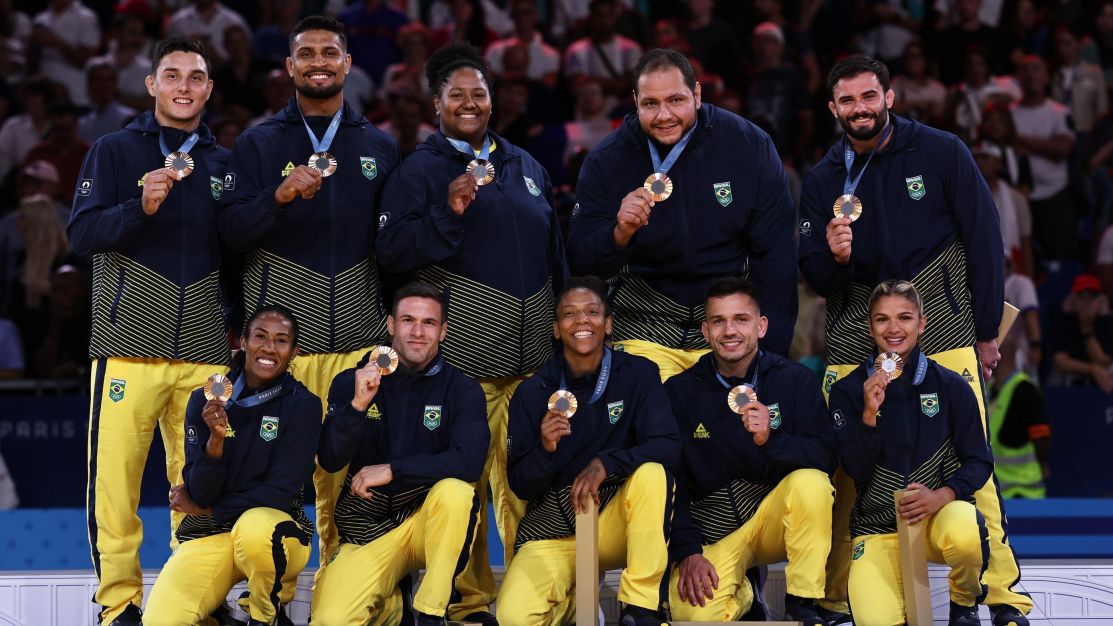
[
  {"xmin": 894, "ymin": 489, "xmax": 933, "ymax": 626},
  {"xmin": 576, "ymin": 498, "xmax": 599, "ymax": 626}
]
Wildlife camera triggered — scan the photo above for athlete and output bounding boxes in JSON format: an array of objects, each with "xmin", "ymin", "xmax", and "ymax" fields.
[{"xmin": 68, "ymin": 38, "xmax": 229, "ymax": 626}]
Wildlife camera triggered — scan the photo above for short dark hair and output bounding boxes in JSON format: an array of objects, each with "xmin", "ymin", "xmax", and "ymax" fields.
[
  {"xmin": 556, "ymin": 276, "xmax": 611, "ymax": 317},
  {"xmin": 152, "ymin": 37, "xmax": 212, "ymax": 77},
  {"xmin": 632, "ymin": 48, "xmax": 697, "ymax": 94},
  {"xmin": 392, "ymin": 282, "xmax": 447, "ymax": 322},
  {"xmin": 289, "ymin": 15, "xmax": 348, "ymax": 53},
  {"xmin": 246, "ymin": 304, "xmax": 301, "ymax": 349},
  {"xmin": 826, "ymin": 53, "xmax": 890, "ymax": 100},
  {"xmin": 425, "ymin": 42, "xmax": 490, "ymax": 98},
  {"xmin": 705, "ymin": 277, "xmax": 761, "ymax": 313}
]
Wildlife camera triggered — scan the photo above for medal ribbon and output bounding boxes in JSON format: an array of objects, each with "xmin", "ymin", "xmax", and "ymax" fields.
[
  {"xmin": 229, "ymin": 371, "xmax": 287, "ymax": 408},
  {"xmin": 446, "ymin": 134, "xmax": 492, "ymax": 161},
  {"xmin": 422, "ymin": 353, "xmax": 444, "ymax": 377},
  {"xmin": 158, "ymin": 130, "xmax": 200, "ymax": 158},
  {"xmin": 713, "ymin": 350, "xmax": 762, "ymax": 393},
  {"xmin": 866, "ymin": 350, "xmax": 928, "ymax": 385},
  {"xmin": 559, "ymin": 347, "xmax": 612, "ymax": 404},
  {"xmin": 300, "ymin": 106, "xmax": 343, "ymax": 154},
  {"xmin": 842, "ymin": 122, "xmax": 893, "ymax": 197},
  {"xmin": 647, "ymin": 121, "xmax": 698, "ymax": 175}
]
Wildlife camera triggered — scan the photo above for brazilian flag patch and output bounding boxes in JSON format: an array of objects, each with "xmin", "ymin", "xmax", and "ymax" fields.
[
  {"xmin": 852, "ymin": 540, "xmax": 865, "ymax": 560},
  {"xmin": 920, "ymin": 393, "xmax": 940, "ymax": 417},
  {"xmin": 108, "ymin": 378, "xmax": 126, "ymax": 402},
  {"xmin": 768, "ymin": 403, "xmax": 782, "ymax": 429},
  {"xmin": 424, "ymin": 405, "xmax": 442, "ymax": 430},
  {"xmin": 713, "ymin": 181, "xmax": 733, "ymax": 207},
  {"xmin": 607, "ymin": 400, "xmax": 624, "ymax": 424},
  {"xmin": 823, "ymin": 369, "xmax": 837, "ymax": 394},
  {"xmin": 210, "ymin": 176, "xmax": 223, "ymax": 200},
  {"xmin": 259, "ymin": 416, "xmax": 279, "ymax": 441},
  {"xmin": 361, "ymin": 156, "xmax": 377, "ymax": 180},
  {"xmin": 906, "ymin": 174, "xmax": 925, "ymax": 200}
]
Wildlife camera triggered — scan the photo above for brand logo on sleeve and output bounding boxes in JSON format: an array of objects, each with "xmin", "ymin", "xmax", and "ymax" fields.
[
  {"xmin": 906, "ymin": 174, "xmax": 925, "ymax": 200},
  {"xmin": 78, "ymin": 179, "xmax": 93, "ymax": 196},
  {"xmin": 259, "ymin": 416, "xmax": 279, "ymax": 441},
  {"xmin": 920, "ymin": 393, "xmax": 940, "ymax": 417},
  {"xmin": 108, "ymin": 378, "xmax": 126, "ymax": 402},
  {"xmin": 186, "ymin": 425, "xmax": 197, "ymax": 444},
  {"xmin": 361, "ymin": 156, "xmax": 377, "ymax": 180},
  {"xmin": 713, "ymin": 181, "xmax": 733, "ymax": 207},
  {"xmin": 209, "ymin": 176, "xmax": 223, "ymax": 200},
  {"xmin": 378, "ymin": 213, "xmax": 390, "ymax": 230},
  {"xmin": 524, "ymin": 176, "xmax": 541, "ymax": 196},
  {"xmin": 424, "ymin": 405, "xmax": 442, "ymax": 430},
  {"xmin": 607, "ymin": 400, "xmax": 624, "ymax": 424},
  {"xmin": 768, "ymin": 403, "xmax": 782, "ymax": 429}
]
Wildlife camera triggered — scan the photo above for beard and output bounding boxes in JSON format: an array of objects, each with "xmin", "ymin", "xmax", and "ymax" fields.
[
  {"xmin": 839, "ymin": 107, "xmax": 889, "ymax": 140},
  {"xmin": 295, "ymin": 77, "xmax": 344, "ymax": 100}
]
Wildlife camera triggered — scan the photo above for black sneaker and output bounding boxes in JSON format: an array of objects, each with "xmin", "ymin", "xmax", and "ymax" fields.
[
  {"xmin": 817, "ymin": 606, "xmax": 853, "ymax": 626},
  {"xmin": 107, "ymin": 605, "xmax": 143, "ymax": 626},
  {"xmin": 276, "ymin": 605, "xmax": 295, "ymax": 626},
  {"xmin": 210, "ymin": 602, "xmax": 246, "ymax": 626},
  {"xmin": 618, "ymin": 604, "xmax": 666, "ymax": 626},
  {"xmin": 949, "ymin": 602, "xmax": 981, "ymax": 626},
  {"xmin": 784, "ymin": 595, "xmax": 829, "ymax": 626},
  {"xmin": 415, "ymin": 612, "xmax": 445, "ymax": 626},
  {"xmin": 990, "ymin": 604, "xmax": 1030, "ymax": 626},
  {"xmin": 461, "ymin": 611, "xmax": 499, "ymax": 626}
]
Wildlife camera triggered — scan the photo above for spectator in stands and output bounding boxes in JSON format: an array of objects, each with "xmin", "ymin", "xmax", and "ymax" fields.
[
  {"xmin": 980, "ymin": 103, "xmax": 1034, "ymax": 196},
  {"xmin": 856, "ymin": 0, "xmax": 922, "ymax": 66},
  {"xmin": 425, "ymin": 0, "xmax": 512, "ymax": 38},
  {"xmin": 990, "ymin": 320, "xmax": 1052, "ymax": 499},
  {"xmin": 0, "ymin": 0, "xmax": 30, "ymax": 49},
  {"xmin": 29, "ymin": 0, "xmax": 100, "ymax": 107},
  {"xmin": 431, "ymin": 0, "xmax": 498, "ymax": 52},
  {"xmin": 90, "ymin": 11, "xmax": 154, "ymax": 111},
  {"xmin": 751, "ymin": 0, "xmax": 822, "ymax": 96},
  {"xmin": 252, "ymin": 0, "xmax": 302, "ymax": 64},
  {"xmin": 1000, "ymin": 0, "xmax": 1051, "ymax": 68},
  {"xmin": 1003, "ymin": 255, "xmax": 1043, "ymax": 373},
  {"xmin": 891, "ymin": 40, "xmax": 946, "ymax": 126},
  {"xmin": 6, "ymin": 194, "xmax": 70, "ymax": 358},
  {"xmin": 492, "ymin": 72, "xmax": 538, "ymax": 149},
  {"xmin": 1093, "ymin": 221, "xmax": 1113, "ymax": 303},
  {"xmin": 211, "ymin": 24, "xmax": 270, "ymax": 120},
  {"xmin": 1012, "ymin": 54, "xmax": 1078, "ymax": 262},
  {"xmin": 932, "ymin": 0, "xmax": 1006, "ymax": 85},
  {"xmin": 485, "ymin": 0, "xmax": 559, "ymax": 88},
  {"xmin": 211, "ymin": 118, "xmax": 242, "ymax": 150},
  {"xmin": 376, "ymin": 78, "xmax": 434, "ymax": 157},
  {"xmin": 564, "ymin": 0, "xmax": 642, "ymax": 103},
  {"xmin": 165, "ymin": 0, "xmax": 251, "ymax": 67},
  {"xmin": 562, "ymin": 77, "xmax": 612, "ymax": 168},
  {"xmin": 949, "ymin": 47, "xmax": 1021, "ymax": 141},
  {"xmin": 381, "ymin": 22, "xmax": 432, "ymax": 100},
  {"xmin": 29, "ymin": 264, "xmax": 90, "ymax": 380},
  {"xmin": 1051, "ymin": 273, "xmax": 1113, "ymax": 391},
  {"xmin": 1089, "ymin": 1, "xmax": 1113, "ymax": 84},
  {"xmin": 248, "ymin": 68, "xmax": 293, "ymax": 127},
  {"xmin": 0, "ymin": 317, "xmax": 24, "ymax": 379},
  {"xmin": 1052, "ymin": 26, "xmax": 1108, "ymax": 136},
  {"xmin": 22, "ymin": 102, "xmax": 90, "ymax": 206},
  {"xmin": 337, "ymin": 0, "xmax": 408, "ymax": 84},
  {"xmin": 0, "ymin": 78, "xmax": 52, "ymax": 186},
  {"xmin": 973, "ymin": 139, "xmax": 1035, "ymax": 276},
  {"xmin": 746, "ymin": 21, "xmax": 813, "ymax": 167},
  {"xmin": 685, "ymin": 0, "xmax": 739, "ymax": 90},
  {"xmin": 77, "ymin": 61, "xmax": 137, "ymax": 144}
]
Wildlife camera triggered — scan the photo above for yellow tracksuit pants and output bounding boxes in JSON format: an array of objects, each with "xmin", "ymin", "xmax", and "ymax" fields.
[
  {"xmin": 143, "ymin": 507, "xmax": 311, "ymax": 626},
  {"xmin": 668, "ymin": 469, "xmax": 834, "ymax": 621},
  {"xmin": 450, "ymin": 375, "xmax": 528, "ymax": 619},
  {"xmin": 495, "ymin": 462, "xmax": 673, "ymax": 626},
  {"xmin": 821, "ymin": 346, "xmax": 1031, "ymax": 615},
  {"xmin": 311, "ymin": 478, "xmax": 480, "ymax": 625},
  {"xmin": 87, "ymin": 357, "xmax": 225, "ymax": 624},
  {"xmin": 848, "ymin": 500, "xmax": 988, "ymax": 626},
  {"xmin": 614, "ymin": 340, "xmax": 708, "ymax": 382}
]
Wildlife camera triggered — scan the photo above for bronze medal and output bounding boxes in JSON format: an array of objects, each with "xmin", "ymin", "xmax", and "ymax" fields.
[
  {"xmin": 466, "ymin": 159, "xmax": 495, "ymax": 185},
  {"xmin": 874, "ymin": 352, "xmax": 904, "ymax": 381},
  {"xmin": 164, "ymin": 151, "xmax": 194, "ymax": 178},
  {"xmin": 308, "ymin": 151, "xmax": 338, "ymax": 177},
  {"xmin": 370, "ymin": 345, "xmax": 399, "ymax": 375},
  {"xmin": 203, "ymin": 374, "xmax": 233, "ymax": 402},
  {"xmin": 547, "ymin": 389, "xmax": 578, "ymax": 417},
  {"xmin": 643, "ymin": 173, "xmax": 674, "ymax": 202},
  {"xmin": 727, "ymin": 384, "xmax": 758, "ymax": 414},
  {"xmin": 833, "ymin": 194, "xmax": 863, "ymax": 222}
]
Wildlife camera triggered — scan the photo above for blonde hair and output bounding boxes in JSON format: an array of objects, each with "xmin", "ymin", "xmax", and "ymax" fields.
[
  {"xmin": 868, "ymin": 279, "xmax": 923, "ymax": 315},
  {"xmin": 19, "ymin": 194, "xmax": 68, "ymax": 308}
]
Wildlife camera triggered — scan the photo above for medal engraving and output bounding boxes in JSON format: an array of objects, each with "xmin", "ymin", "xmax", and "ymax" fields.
[
  {"xmin": 833, "ymin": 194, "xmax": 863, "ymax": 221},
  {"xmin": 308, "ymin": 151, "xmax": 338, "ymax": 177},
  {"xmin": 727, "ymin": 384, "xmax": 758, "ymax": 414},
  {"xmin": 547, "ymin": 390, "xmax": 578, "ymax": 417},
  {"xmin": 370, "ymin": 345, "xmax": 399, "ymax": 375},
  {"xmin": 874, "ymin": 352, "xmax": 904, "ymax": 381},
  {"xmin": 643, "ymin": 173, "xmax": 674, "ymax": 201}
]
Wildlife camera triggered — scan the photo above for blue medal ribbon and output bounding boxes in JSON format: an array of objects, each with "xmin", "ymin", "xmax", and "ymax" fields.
[
  {"xmin": 300, "ymin": 106, "xmax": 343, "ymax": 154},
  {"xmin": 842, "ymin": 122, "xmax": 893, "ymax": 196},
  {"xmin": 422, "ymin": 353, "xmax": 444, "ymax": 377},
  {"xmin": 229, "ymin": 371, "xmax": 286, "ymax": 408},
  {"xmin": 647, "ymin": 121, "xmax": 698, "ymax": 175},
  {"xmin": 713, "ymin": 350, "xmax": 762, "ymax": 393},
  {"xmin": 559, "ymin": 347, "xmax": 612, "ymax": 404},
  {"xmin": 446, "ymin": 134, "xmax": 492, "ymax": 161},
  {"xmin": 158, "ymin": 130, "xmax": 199, "ymax": 158}
]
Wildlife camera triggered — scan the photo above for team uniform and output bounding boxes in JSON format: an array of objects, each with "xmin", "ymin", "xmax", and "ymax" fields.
[
  {"xmin": 144, "ymin": 370, "xmax": 321, "ymax": 626},
  {"xmin": 496, "ymin": 349, "xmax": 679, "ymax": 625},
  {"xmin": 219, "ymin": 97, "xmax": 399, "ymax": 565},
  {"xmin": 67, "ymin": 111, "xmax": 230, "ymax": 624},
  {"xmin": 797, "ymin": 113, "xmax": 1026, "ymax": 615},
  {"xmin": 377, "ymin": 131, "xmax": 567, "ymax": 614},
  {"xmin": 828, "ymin": 350, "xmax": 992, "ymax": 626},
  {"xmin": 567, "ymin": 104, "xmax": 798, "ymax": 377},
  {"xmin": 311, "ymin": 351, "xmax": 489, "ymax": 624},
  {"xmin": 665, "ymin": 351, "xmax": 836, "ymax": 620}
]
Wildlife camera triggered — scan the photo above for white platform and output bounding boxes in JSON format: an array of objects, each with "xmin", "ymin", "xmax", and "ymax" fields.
[{"xmin": 0, "ymin": 561, "xmax": 1110, "ymax": 625}]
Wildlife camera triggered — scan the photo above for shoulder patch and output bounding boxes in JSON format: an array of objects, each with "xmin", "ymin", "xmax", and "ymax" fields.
[
  {"xmin": 79, "ymin": 179, "xmax": 93, "ymax": 195},
  {"xmin": 360, "ymin": 156, "xmax": 377, "ymax": 180},
  {"xmin": 832, "ymin": 409, "xmax": 845, "ymax": 430},
  {"xmin": 905, "ymin": 174, "xmax": 925, "ymax": 200},
  {"xmin": 259, "ymin": 416, "xmax": 279, "ymax": 441},
  {"xmin": 223, "ymin": 172, "xmax": 236, "ymax": 190},
  {"xmin": 713, "ymin": 181, "xmax": 733, "ymax": 206},
  {"xmin": 524, "ymin": 175, "xmax": 541, "ymax": 196},
  {"xmin": 920, "ymin": 393, "xmax": 940, "ymax": 417}
]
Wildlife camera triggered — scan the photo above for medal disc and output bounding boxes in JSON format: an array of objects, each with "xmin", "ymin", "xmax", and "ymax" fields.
[
  {"xmin": 466, "ymin": 159, "xmax": 495, "ymax": 185},
  {"xmin": 308, "ymin": 151, "xmax": 338, "ymax": 177},
  {"xmin": 547, "ymin": 390, "xmax": 578, "ymax": 417},
  {"xmin": 370, "ymin": 346, "xmax": 399, "ymax": 375},
  {"xmin": 833, "ymin": 194, "xmax": 863, "ymax": 221},
  {"xmin": 203, "ymin": 374, "xmax": 233, "ymax": 402},
  {"xmin": 727, "ymin": 384, "xmax": 758, "ymax": 414},
  {"xmin": 164, "ymin": 152, "xmax": 194, "ymax": 178},
  {"xmin": 874, "ymin": 352, "xmax": 904, "ymax": 381},
  {"xmin": 643, "ymin": 173, "xmax": 674, "ymax": 202}
]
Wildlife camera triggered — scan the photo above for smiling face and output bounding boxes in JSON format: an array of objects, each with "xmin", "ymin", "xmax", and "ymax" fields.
[
  {"xmin": 435, "ymin": 66, "xmax": 491, "ymax": 145},
  {"xmin": 702, "ymin": 293, "xmax": 767, "ymax": 370},
  {"xmin": 145, "ymin": 51, "xmax": 212, "ymax": 128},
  {"xmin": 243, "ymin": 312, "xmax": 298, "ymax": 387},
  {"xmin": 636, "ymin": 67, "xmax": 701, "ymax": 146},
  {"xmin": 387, "ymin": 296, "xmax": 446, "ymax": 371},
  {"xmin": 554, "ymin": 288, "xmax": 611, "ymax": 359},
  {"xmin": 828, "ymin": 71, "xmax": 894, "ymax": 141},
  {"xmin": 287, "ymin": 29, "xmax": 350, "ymax": 99},
  {"xmin": 869, "ymin": 294, "xmax": 927, "ymax": 362}
]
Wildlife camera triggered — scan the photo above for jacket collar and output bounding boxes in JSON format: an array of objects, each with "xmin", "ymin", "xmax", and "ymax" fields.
[
  {"xmin": 617, "ymin": 103, "xmax": 718, "ymax": 151},
  {"xmin": 275, "ymin": 96, "xmax": 366, "ymax": 126},
  {"xmin": 823, "ymin": 112, "xmax": 919, "ymax": 166},
  {"xmin": 125, "ymin": 110, "xmax": 216, "ymax": 145},
  {"xmin": 695, "ymin": 349, "xmax": 780, "ymax": 387},
  {"xmin": 419, "ymin": 128, "xmax": 521, "ymax": 164},
  {"xmin": 538, "ymin": 346, "xmax": 625, "ymax": 389}
]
